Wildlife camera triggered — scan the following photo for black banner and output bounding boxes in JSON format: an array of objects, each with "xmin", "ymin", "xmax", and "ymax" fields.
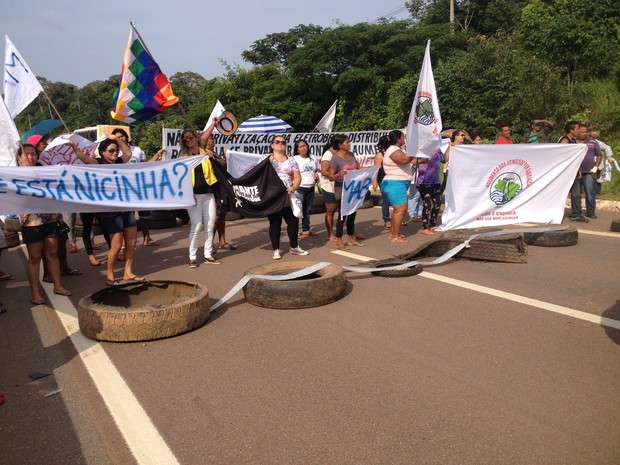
[{"xmin": 212, "ymin": 157, "xmax": 288, "ymax": 218}]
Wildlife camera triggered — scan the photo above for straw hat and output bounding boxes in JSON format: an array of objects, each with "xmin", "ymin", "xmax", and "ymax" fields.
[{"xmin": 216, "ymin": 111, "xmax": 238, "ymax": 136}]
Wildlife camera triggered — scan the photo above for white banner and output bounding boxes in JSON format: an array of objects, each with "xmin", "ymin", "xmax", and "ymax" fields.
[
  {"xmin": 406, "ymin": 40, "xmax": 442, "ymax": 159},
  {"xmin": 314, "ymin": 100, "xmax": 337, "ymax": 133},
  {"xmin": 203, "ymin": 100, "xmax": 226, "ymax": 132},
  {"xmin": 0, "ymin": 96, "xmax": 19, "ymax": 166},
  {"xmin": 3, "ymin": 35, "xmax": 44, "ymax": 118},
  {"xmin": 226, "ymin": 150, "xmax": 263, "ymax": 178},
  {"xmin": 162, "ymin": 128, "xmax": 389, "ymax": 168},
  {"xmin": 341, "ymin": 166, "xmax": 379, "ymax": 217},
  {"xmin": 441, "ymin": 144, "xmax": 587, "ymax": 230},
  {"xmin": 0, "ymin": 157, "xmax": 204, "ymax": 215},
  {"xmin": 39, "ymin": 134, "xmax": 105, "ymax": 166}
]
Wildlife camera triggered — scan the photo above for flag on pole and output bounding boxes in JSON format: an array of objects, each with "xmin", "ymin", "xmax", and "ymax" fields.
[
  {"xmin": 110, "ymin": 25, "xmax": 178, "ymax": 123},
  {"xmin": 406, "ymin": 40, "xmax": 442, "ymax": 158},
  {"xmin": 0, "ymin": 95, "xmax": 20, "ymax": 166},
  {"xmin": 203, "ymin": 100, "xmax": 226, "ymax": 132},
  {"xmin": 314, "ymin": 100, "xmax": 337, "ymax": 133},
  {"xmin": 3, "ymin": 35, "xmax": 44, "ymax": 118}
]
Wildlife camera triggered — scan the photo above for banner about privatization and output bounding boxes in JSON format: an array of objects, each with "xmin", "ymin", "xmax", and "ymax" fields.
[
  {"xmin": 441, "ymin": 144, "xmax": 587, "ymax": 230},
  {"xmin": 162, "ymin": 128, "xmax": 390, "ymax": 168},
  {"xmin": 0, "ymin": 157, "xmax": 204, "ymax": 215}
]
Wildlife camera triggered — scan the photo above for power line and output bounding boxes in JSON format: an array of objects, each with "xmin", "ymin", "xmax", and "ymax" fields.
[{"xmin": 375, "ymin": 3, "xmax": 409, "ymax": 20}]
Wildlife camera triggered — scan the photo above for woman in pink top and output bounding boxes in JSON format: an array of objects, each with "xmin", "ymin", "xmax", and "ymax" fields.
[{"xmin": 380, "ymin": 130, "xmax": 415, "ymax": 243}]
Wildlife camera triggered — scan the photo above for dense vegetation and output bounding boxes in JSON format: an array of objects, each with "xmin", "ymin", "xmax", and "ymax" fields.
[{"xmin": 12, "ymin": 0, "xmax": 620, "ymax": 196}]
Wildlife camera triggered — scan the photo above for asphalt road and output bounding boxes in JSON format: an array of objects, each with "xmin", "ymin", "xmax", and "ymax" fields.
[{"xmin": 1, "ymin": 204, "xmax": 619, "ymax": 465}]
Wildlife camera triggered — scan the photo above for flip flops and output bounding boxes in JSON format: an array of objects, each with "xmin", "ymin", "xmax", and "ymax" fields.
[
  {"xmin": 53, "ymin": 289, "xmax": 72, "ymax": 296},
  {"xmin": 219, "ymin": 243, "xmax": 237, "ymax": 250},
  {"xmin": 348, "ymin": 241, "xmax": 365, "ymax": 247},
  {"xmin": 105, "ymin": 279, "xmax": 120, "ymax": 287},
  {"xmin": 144, "ymin": 240, "xmax": 160, "ymax": 246},
  {"xmin": 391, "ymin": 236, "xmax": 409, "ymax": 243},
  {"xmin": 122, "ymin": 275, "xmax": 146, "ymax": 283},
  {"xmin": 0, "ymin": 273, "xmax": 14, "ymax": 281}
]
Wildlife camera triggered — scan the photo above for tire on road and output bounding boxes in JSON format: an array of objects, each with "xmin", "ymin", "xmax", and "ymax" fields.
[
  {"xmin": 243, "ymin": 261, "xmax": 347, "ymax": 309},
  {"xmin": 310, "ymin": 194, "xmax": 326, "ymax": 214},
  {"xmin": 368, "ymin": 258, "xmax": 423, "ymax": 278},
  {"xmin": 77, "ymin": 281, "xmax": 210, "ymax": 342},
  {"xmin": 522, "ymin": 226, "xmax": 578, "ymax": 247},
  {"xmin": 427, "ymin": 235, "xmax": 528, "ymax": 263},
  {"xmin": 611, "ymin": 219, "xmax": 620, "ymax": 233}
]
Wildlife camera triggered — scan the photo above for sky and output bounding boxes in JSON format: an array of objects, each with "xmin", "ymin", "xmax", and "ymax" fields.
[{"xmin": 1, "ymin": 0, "xmax": 409, "ymax": 89}]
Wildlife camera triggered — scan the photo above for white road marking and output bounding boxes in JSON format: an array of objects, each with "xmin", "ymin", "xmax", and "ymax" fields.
[
  {"xmin": 331, "ymin": 247, "xmax": 620, "ymax": 331},
  {"xmin": 578, "ymin": 229, "xmax": 620, "ymax": 238},
  {"xmin": 419, "ymin": 271, "xmax": 620, "ymax": 330},
  {"xmin": 44, "ymin": 285, "xmax": 180, "ymax": 465}
]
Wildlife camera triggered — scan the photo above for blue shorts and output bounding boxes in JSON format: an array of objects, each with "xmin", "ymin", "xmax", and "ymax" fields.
[
  {"xmin": 323, "ymin": 191, "xmax": 337, "ymax": 205},
  {"xmin": 138, "ymin": 210, "xmax": 151, "ymax": 219},
  {"xmin": 381, "ymin": 179, "xmax": 410, "ymax": 206},
  {"xmin": 99, "ymin": 212, "xmax": 137, "ymax": 234},
  {"xmin": 21, "ymin": 222, "xmax": 58, "ymax": 245}
]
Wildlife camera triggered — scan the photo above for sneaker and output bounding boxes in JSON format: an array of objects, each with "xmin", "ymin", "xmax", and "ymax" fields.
[
  {"xmin": 569, "ymin": 214, "xmax": 589, "ymax": 223},
  {"xmin": 189, "ymin": 260, "xmax": 198, "ymax": 268},
  {"xmin": 290, "ymin": 246, "xmax": 309, "ymax": 256},
  {"xmin": 585, "ymin": 213, "xmax": 597, "ymax": 219},
  {"xmin": 204, "ymin": 257, "xmax": 222, "ymax": 265},
  {"xmin": 272, "ymin": 249, "xmax": 282, "ymax": 260}
]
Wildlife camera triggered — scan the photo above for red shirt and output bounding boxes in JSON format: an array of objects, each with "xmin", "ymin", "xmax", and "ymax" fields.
[{"xmin": 495, "ymin": 135, "xmax": 514, "ymax": 144}]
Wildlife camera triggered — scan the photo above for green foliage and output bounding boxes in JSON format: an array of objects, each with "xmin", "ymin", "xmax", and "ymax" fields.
[{"xmin": 9, "ymin": 0, "xmax": 620, "ymax": 201}]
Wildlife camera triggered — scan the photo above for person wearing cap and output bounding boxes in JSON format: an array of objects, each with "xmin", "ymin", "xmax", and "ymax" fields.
[
  {"xmin": 25, "ymin": 134, "xmax": 51, "ymax": 154},
  {"xmin": 524, "ymin": 119, "xmax": 554, "ymax": 143}
]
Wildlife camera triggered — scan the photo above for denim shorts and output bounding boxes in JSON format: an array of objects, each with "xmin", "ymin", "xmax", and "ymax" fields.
[
  {"xmin": 99, "ymin": 212, "xmax": 137, "ymax": 234},
  {"xmin": 21, "ymin": 222, "xmax": 58, "ymax": 245},
  {"xmin": 137, "ymin": 210, "xmax": 151, "ymax": 219},
  {"xmin": 323, "ymin": 191, "xmax": 337, "ymax": 205}
]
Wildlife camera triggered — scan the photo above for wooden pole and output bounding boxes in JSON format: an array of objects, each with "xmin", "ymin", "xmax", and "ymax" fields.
[{"xmin": 41, "ymin": 90, "xmax": 71, "ymax": 133}]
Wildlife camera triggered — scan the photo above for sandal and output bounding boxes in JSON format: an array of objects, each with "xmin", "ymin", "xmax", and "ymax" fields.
[
  {"xmin": 122, "ymin": 275, "xmax": 146, "ymax": 283},
  {"xmin": 391, "ymin": 236, "xmax": 409, "ymax": 243},
  {"xmin": 420, "ymin": 229, "xmax": 434, "ymax": 236},
  {"xmin": 144, "ymin": 240, "xmax": 160, "ymax": 246},
  {"xmin": 31, "ymin": 298, "xmax": 47, "ymax": 305},
  {"xmin": 105, "ymin": 279, "xmax": 120, "ymax": 287},
  {"xmin": 0, "ymin": 273, "xmax": 14, "ymax": 281},
  {"xmin": 384, "ymin": 222, "xmax": 391, "ymax": 229},
  {"xmin": 53, "ymin": 289, "xmax": 73, "ymax": 297},
  {"xmin": 219, "ymin": 243, "xmax": 237, "ymax": 250},
  {"xmin": 348, "ymin": 241, "xmax": 365, "ymax": 247},
  {"xmin": 327, "ymin": 236, "xmax": 338, "ymax": 242},
  {"xmin": 62, "ymin": 269, "xmax": 82, "ymax": 276}
]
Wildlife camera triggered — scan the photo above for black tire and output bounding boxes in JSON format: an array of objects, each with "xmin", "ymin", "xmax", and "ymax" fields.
[
  {"xmin": 611, "ymin": 220, "xmax": 620, "ymax": 233},
  {"xmin": 77, "ymin": 281, "xmax": 210, "ymax": 342},
  {"xmin": 148, "ymin": 218, "xmax": 177, "ymax": 229},
  {"xmin": 359, "ymin": 191, "xmax": 374, "ymax": 209},
  {"xmin": 149, "ymin": 210, "xmax": 176, "ymax": 221},
  {"xmin": 243, "ymin": 261, "xmax": 347, "ymax": 309},
  {"xmin": 523, "ymin": 226, "xmax": 578, "ymax": 247},
  {"xmin": 427, "ymin": 236, "xmax": 527, "ymax": 263},
  {"xmin": 310, "ymin": 194, "xmax": 326, "ymax": 214},
  {"xmin": 225, "ymin": 211, "xmax": 243, "ymax": 221},
  {"xmin": 369, "ymin": 259, "xmax": 423, "ymax": 278}
]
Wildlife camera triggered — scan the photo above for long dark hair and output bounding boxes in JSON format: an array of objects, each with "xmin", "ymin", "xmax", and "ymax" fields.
[
  {"xmin": 387, "ymin": 130, "xmax": 403, "ymax": 146},
  {"xmin": 331, "ymin": 134, "xmax": 349, "ymax": 151},
  {"xmin": 294, "ymin": 139, "xmax": 309, "ymax": 156},
  {"xmin": 377, "ymin": 135, "xmax": 390, "ymax": 153}
]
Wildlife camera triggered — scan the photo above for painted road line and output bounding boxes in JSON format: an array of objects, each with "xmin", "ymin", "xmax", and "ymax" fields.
[
  {"xmin": 44, "ymin": 285, "xmax": 180, "ymax": 465},
  {"xmin": 332, "ymin": 249, "xmax": 375, "ymax": 261},
  {"xmin": 419, "ymin": 271, "xmax": 620, "ymax": 331},
  {"xmin": 578, "ymin": 229, "xmax": 620, "ymax": 239}
]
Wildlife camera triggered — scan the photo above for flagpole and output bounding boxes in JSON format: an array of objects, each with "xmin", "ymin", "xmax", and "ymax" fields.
[
  {"xmin": 40, "ymin": 91, "xmax": 71, "ymax": 133},
  {"xmin": 129, "ymin": 22, "xmax": 196, "ymax": 135}
]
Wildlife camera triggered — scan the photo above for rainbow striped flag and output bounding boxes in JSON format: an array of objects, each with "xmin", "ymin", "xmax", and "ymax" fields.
[{"xmin": 110, "ymin": 26, "xmax": 178, "ymax": 123}]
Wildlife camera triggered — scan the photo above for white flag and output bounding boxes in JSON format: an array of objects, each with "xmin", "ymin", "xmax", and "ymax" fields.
[
  {"xmin": 3, "ymin": 35, "xmax": 44, "ymax": 118},
  {"xmin": 406, "ymin": 40, "xmax": 442, "ymax": 159},
  {"xmin": 203, "ymin": 99, "xmax": 226, "ymax": 132},
  {"xmin": 0, "ymin": 96, "xmax": 20, "ymax": 166},
  {"xmin": 314, "ymin": 100, "xmax": 337, "ymax": 133},
  {"xmin": 441, "ymin": 144, "xmax": 587, "ymax": 230},
  {"xmin": 341, "ymin": 166, "xmax": 379, "ymax": 217}
]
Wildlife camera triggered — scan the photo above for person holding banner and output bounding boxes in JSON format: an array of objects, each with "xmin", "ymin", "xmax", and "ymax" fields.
[
  {"xmin": 179, "ymin": 128, "xmax": 222, "ymax": 267},
  {"xmin": 327, "ymin": 134, "xmax": 364, "ymax": 249},
  {"xmin": 74, "ymin": 136, "xmax": 144, "ymax": 285},
  {"xmin": 416, "ymin": 146, "xmax": 446, "ymax": 236},
  {"xmin": 17, "ymin": 144, "xmax": 72, "ymax": 305},
  {"xmin": 380, "ymin": 130, "xmax": 415, "ymax": 243},
  {"xmin": 266, "ymin": 135, "xmax": 309, "ymax": 259}
]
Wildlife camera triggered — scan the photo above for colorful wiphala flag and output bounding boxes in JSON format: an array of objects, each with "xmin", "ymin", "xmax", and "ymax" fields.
[{"xmin": 111, "ymin": 26, "xmax": 178, "ymax": 123}]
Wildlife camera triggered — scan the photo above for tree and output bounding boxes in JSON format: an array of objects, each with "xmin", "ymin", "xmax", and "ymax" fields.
[{"xmin": 242, "ymin": 24, "xmax": 324, "ymax": 66}]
